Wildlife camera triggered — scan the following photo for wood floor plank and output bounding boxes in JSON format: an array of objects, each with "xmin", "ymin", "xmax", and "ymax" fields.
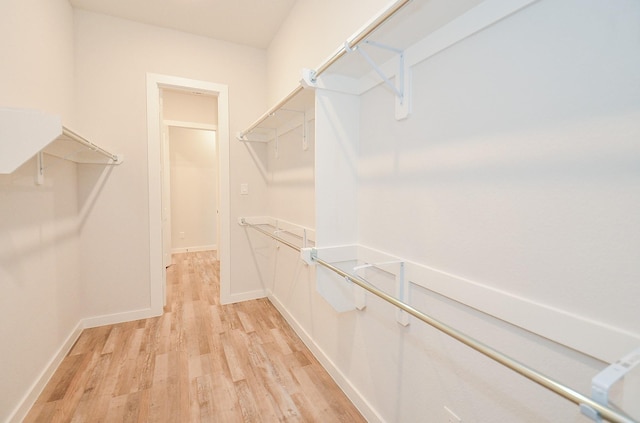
[
  {"xmin": 114, "ymin": 328, "xmax": 145, "ymax": 396},
  {"xmin": 134, "ymin": 350, "xmax": 156, "ymax": 392},
  {"xmin": 194, "ymin": 374, "xmax": 215, "ymax": 422},
  {"xmin": 68, "ymin": 325, "xmax": 111, "ymax": 356},
  {"xmin": 124, "ymin": 389, "xmax": 151, "ymax": 423},
  {"xmin": 234, "ymin": 378, "xmax": 261, "ymax": 422},
  {"xmin": 211, "ymin": 371, "xmax": 243, "ymax": 421},
  {"xmin": 69, "ymin": 353, "xmax": 114, "ymax": 423},
  {"xmin": 23, "ymin": 251, "xmax": 366, "ymax": 422},
  {"xmin": 104, "ymin": 394, "xmax": 127, "ymax": 423},
  {"xmin": 41, "ymin": 353, "xmax": 86, "ymax": 402},
  {"xmin": 291, "ymin": 365, "xmax": 334, "ymax": 420}
]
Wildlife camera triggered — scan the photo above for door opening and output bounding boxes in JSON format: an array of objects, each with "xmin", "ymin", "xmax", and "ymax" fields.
[
  {"xmin": 164, "ymin": 124, "xmax": 219, "ymax": 255},
  {"xmin": 146, "ymin": 74, "xmax": 230, "ymax": 315}
]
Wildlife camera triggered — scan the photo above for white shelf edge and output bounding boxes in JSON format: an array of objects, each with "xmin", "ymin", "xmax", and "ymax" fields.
[{"xmin": 0, "ymin": 108, "xmax": 123, "ymax": 174}]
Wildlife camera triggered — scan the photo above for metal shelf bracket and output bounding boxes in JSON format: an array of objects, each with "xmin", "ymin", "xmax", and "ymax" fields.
[
  {"xmin": 580, "ymin": 347, "xmax": 640, "ymax": 422},
  {"xmin": 280, "ymin": 108, "xmax": 308, "ymax": 151},
  {"xmin": 36, "ymin": 152, "xmax": 44, "ymax": 185},
  {"xmin": 301, "ymin": 40, "xmax": 412, "ymax": 121},
  {"xmin": 348, "ymin": 40, "xmax": 411, "ymax": 120},
  {"xmin": 353, "ymin": 260, "xmax": 407, "ymax": 320}
]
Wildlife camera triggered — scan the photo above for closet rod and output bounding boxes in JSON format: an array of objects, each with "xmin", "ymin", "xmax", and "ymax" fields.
[
  {"xmin": 238, "ymin": 86, "xmax": 305, "ymax": 139},
  {"xmin": 62, "ymin": 127, "xmax": 120, "ymax": 162},
  {"xmin": 238, "ymin": 0, "xmax": 411, "ymax": 139},
  {"xmin": 313, "ymin": 0, "xmax": 411, "ymax": 78},
  {"xmin": 241, "ymin": 219, "xmax": 303, "ymax": 252},
  {"xmin": 240, "ymin": 219, "xmax": 636, "ymax": 423}
]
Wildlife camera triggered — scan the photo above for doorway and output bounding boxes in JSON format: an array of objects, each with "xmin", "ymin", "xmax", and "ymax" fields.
[
  {"xmin": 161, "ymin": 88, "xmax": 219, "ymax": 268},
  {"xmin": 164, "ymin": 125, "xmax": 218, "ymax": 257},
  {"xmin": 146, "ymin": 74, "xmax": 230, "ymax": 315}
]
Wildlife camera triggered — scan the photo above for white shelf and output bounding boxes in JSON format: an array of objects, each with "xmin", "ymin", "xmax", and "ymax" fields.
[
  {"xmin": 237, "ymin": 88, "xmax": 314, "ymax": 143},
  {"xmin": 321, "ymin": 0, "xmax": 485, "ymax": 80},
  {"xmin": 238, "ymin": 0, "xmax": 488, "ymax": 136},
  {"xmin": 0, "ymin": 108, "xmax": 123, "ymax": 174},
  {"xmin": 239, "ymin": 0, "xmax": 538, "ymax": 126},
  {"xmin": 315, "ymin": 0, "xmax": 538, "ymax": 95}
]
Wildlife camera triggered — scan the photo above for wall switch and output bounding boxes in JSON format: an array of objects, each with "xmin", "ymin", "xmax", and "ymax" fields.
[
  {"xmin": 179, "ymin": 231, "xmax": 185, "ymax": 239},
  {"xmin": 444, "ymin": 406, "xmax": 461, "ymax": 423},
  {"xmin": 240, "ymin": 183, "xmax": 249, "ymax": 195}
]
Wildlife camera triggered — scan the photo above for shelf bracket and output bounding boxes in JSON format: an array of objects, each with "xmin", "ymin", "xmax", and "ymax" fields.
[
  {"xmin": 274, "ymin": 128, "xmax": 279, "ymax": 159},
  {"xmin": 580, "ymin": 347, "xmax": 640, "ymax": 422},
  {"xmin": 352, "ymin": 260, "xmax": 407, "ymax": 323},
  {"xmin": 348, "ymin": 40, "xmax": 411, "ymax": 120},
  {"xmin": 280, "ymin": 108, "xmax": 308, "ymax": 151},
  {"xmin": 36, "ymin": 152, "xmax": 44, "ymax": 185},
  {"xmin": 395, "ymin": 262, "xmax": 409, "ymax": 326}
]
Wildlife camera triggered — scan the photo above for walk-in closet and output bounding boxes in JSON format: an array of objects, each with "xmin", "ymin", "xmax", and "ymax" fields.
[{"xmin": 1, "ymin": 0, "xmax": 638, "ymax": 422}]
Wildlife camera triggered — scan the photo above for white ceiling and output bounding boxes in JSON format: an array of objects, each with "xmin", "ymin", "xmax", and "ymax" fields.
[{"xmin": 69, "ymin": 0, "xmax": 297, "ymax": 49}]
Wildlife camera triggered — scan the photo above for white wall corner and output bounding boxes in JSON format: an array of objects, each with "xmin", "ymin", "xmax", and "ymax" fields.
[{"xmin": 7, "ymin": 321, "xmax": 84, "ymax": 423}]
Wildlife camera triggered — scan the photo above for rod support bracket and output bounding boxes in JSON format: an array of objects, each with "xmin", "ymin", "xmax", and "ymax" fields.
[
  {"xmin": 300, "ymin": 247, "xmax": 317, "ymax": 266},
  {"xmin": 580, "ymin": 347, "xmax": 640, "ymax": 422},
  {"xmin": 301, "ymin": 68, "xmax": 318, "ymax": 87}
]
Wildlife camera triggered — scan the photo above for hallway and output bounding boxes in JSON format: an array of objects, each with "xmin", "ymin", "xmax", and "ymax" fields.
[{"xmin": 24, "ymin": 252, "xmax": 365, "ymax": 422}]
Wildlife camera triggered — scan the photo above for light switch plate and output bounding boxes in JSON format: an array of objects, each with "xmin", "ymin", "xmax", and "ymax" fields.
[{"xmin": 240, "ymin": 183, "xmax": 248, "ymax": 195}]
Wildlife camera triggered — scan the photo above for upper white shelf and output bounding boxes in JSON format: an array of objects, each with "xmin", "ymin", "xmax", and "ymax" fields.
[
  {"xmin": 237, "ymin": 88, "xmax": 315, "ymax": 143},
  {"xmin": 239, "ymin": 0, "xmax": 541, "ymax": 131},
  {"xmin": 319, "ymin": 0, "xmax": 485, "ymax": 80},
  {"xmin": 0, "ymin": 108, "xmax": 123, "ymax": 174},
  {"xmin": 237, "ymin": 0, "xmax": 488, "ymax": 136}
]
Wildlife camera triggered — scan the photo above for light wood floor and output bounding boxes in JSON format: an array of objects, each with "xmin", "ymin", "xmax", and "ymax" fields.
[{"xmin": 24, "ymin": 251, "xmax": 365, "ymax": 422}]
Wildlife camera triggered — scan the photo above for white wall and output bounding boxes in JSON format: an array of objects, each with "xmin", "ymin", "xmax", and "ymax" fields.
[
  {"xmin": 0, "ymin": 1, "xmax": 81, "ymax": 422},
  {"xmin": 357, "ymin": 0, "xmax": 640, "ymax": 342},
  {"xmin": 265, "ymin": 119, "xmax": 316, "ymax": 229},
  {"xmin": 73, "ymin": 9, "xmax": 270, "ymax": 317},
  {"xmin": 348, "ymin": 2, "xmax": 640, "ymax": 418},
  {"xmin": 266, "ymin": 0, "xmax": 392, "ymax": 104},
  {"xmin": 169, "ymin": 127, "xmax": 218, "ymax": 252},
  {"xmin": 163, "ymin": 89, "xmax": 218, "ymax": 125},
  {"xmin": 259, "ymin": 0, "xmax": 640, "ymax": 422},
  {"xmin": 0, "ymin": 0, "xmax": 75, "ymax": 123}
]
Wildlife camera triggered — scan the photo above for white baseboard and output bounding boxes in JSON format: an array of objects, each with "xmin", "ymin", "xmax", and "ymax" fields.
[
  {"xmin": 7, "ymin": 321, "xmax": 84, "ymax": 423},
  {"xmin": 82, "ymin": 307, "xmax": 160, "ymax": 329},
  {"xmin": 267, "ymin": 292, "xmax": 385, "ymax": 423},
  {"xmin": 220, "ymin": 288, "xmax": 267, "ymax": 305},
  {"xmin": 171, "ymin": 245, "xmax": 217, "ymax": 254}
]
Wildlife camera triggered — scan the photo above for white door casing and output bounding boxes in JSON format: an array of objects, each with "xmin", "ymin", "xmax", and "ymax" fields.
[{"xmin": 146, "ymin": 73, "xmax": 230, "ymax": 314}]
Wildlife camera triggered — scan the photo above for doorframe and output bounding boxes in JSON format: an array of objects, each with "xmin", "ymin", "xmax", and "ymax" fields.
[{"xmin": 146, "ymin": 73, "xmax": 230, "ymax": 314}]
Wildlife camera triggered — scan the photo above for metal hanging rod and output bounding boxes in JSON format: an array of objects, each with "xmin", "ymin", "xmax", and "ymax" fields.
[
  {"xmin": 62, "ymin": 127, "xmax": 120, "ymax": 162},
  {"xmin": 240, "ymin": 218, "xmax": 303, "ymax": 252},
  {"xmin": 239, "ymin": 219, "xmax": 637, "ymax": 423},
  {"xmin": 237, "ymin": 0, "xmax": 412, "ymax": 140},
  {"xmin": 237, "ymin": 86, "xmax": 305, "ymax": 140},
  {"xmin": 312, "ymin": 0, "xmax": 411, "ymax": 79}
]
